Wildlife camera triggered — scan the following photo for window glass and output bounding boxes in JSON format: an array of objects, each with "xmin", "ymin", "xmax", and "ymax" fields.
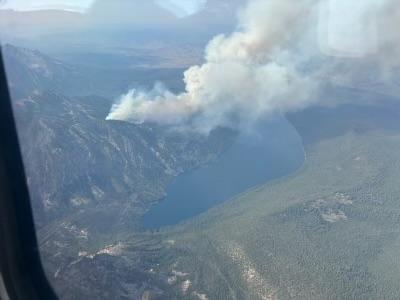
[{"xmin": 1, "ymin": 0, "xmax": 400, "ymax": 299}]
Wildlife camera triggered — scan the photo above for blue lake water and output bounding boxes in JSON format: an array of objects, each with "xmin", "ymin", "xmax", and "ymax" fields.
[{"xmin": 142, "ymin": 117, "xmax": 305, "ymax": 229}]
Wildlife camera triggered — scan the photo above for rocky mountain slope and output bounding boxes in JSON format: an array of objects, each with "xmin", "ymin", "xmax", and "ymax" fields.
[{"xmin": 2, "ymin": 44, "xmax": 235, "ymax": 298}]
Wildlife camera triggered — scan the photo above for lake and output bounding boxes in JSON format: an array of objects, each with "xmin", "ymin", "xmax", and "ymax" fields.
[{"xmin": 142, "ymin": 116, "xmax": 305, "ymax": 229}]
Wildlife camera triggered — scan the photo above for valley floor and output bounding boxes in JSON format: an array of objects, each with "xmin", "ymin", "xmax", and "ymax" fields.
[{"xmin": 153, "ymin": 127, "xmax": 400, "ymax": 299}]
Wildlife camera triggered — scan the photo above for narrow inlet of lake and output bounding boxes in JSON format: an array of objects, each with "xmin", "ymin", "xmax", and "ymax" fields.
[{"xmin": 142, "ymin": 117, "xmax": 305, "ymax": 229}]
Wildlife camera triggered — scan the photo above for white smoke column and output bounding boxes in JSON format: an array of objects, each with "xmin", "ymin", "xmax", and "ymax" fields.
[{"xmin": 106, "ymin": 0, "xmax": 319, "ymax": 134}]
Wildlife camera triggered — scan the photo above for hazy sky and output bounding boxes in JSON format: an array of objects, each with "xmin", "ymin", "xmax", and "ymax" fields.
[
  {"xmin": 0, "ymin": 0, "xmax": 207, "ymax": 16},
  {"xmin": 0, "ymin": 0, "xmax": 96, "ymax": 12},
  {"xmin": 155, "ymin": 0, "xmax": 206, "ymax": 17}
]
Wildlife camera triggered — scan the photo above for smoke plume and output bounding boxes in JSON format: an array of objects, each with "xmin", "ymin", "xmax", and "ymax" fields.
[{"xmin": 106, "ymin": 0, "xmax": 400, "ymax": 134}]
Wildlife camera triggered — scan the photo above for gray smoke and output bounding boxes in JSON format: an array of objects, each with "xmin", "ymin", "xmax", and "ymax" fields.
[{"xmin": 107, "ymin": 0, "xmax": 400, "ymax": 134}]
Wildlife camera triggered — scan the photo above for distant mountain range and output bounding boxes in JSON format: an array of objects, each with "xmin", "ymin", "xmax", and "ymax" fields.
[{"xmin": 0, "ymin": 0, "xmax": 243, "ymax": 42}]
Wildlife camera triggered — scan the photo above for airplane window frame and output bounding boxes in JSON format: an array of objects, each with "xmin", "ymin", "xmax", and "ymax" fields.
[{"xmin": 0, "ymin": 46, "xmax": 57, "ymax": 300}]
